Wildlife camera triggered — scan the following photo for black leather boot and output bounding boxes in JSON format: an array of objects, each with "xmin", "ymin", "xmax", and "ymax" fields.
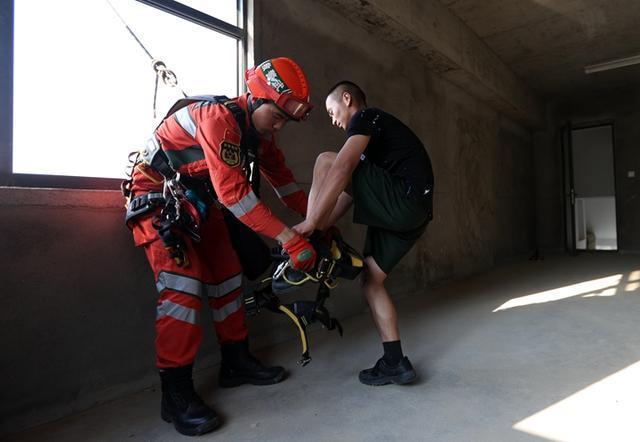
[
  {"xmin": 219, "ymin": 340, "xmax": 286, "ymax": 388},
  {"xmin": 159, "ymin": 365, "xmax": 220, "ymax": 436}
]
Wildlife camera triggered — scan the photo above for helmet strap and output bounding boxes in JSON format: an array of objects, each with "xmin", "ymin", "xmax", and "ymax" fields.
[
  {"xmin": 248, "ymin": 94, "xmax": 269, "ymax": 116},
  {"xmin": 245, "ymin": 95, "xmax": 263, "ymax": 138}
]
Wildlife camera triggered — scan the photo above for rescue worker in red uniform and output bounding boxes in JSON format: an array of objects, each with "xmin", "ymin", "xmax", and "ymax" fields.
[{"xmin": 126, "ymin": 58, "xmax": 316, "ymax": 436}]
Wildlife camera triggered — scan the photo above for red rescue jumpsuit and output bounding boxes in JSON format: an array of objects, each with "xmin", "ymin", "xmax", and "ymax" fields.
[{"xmin": 129, "ymin": 94, "xmax": 307, "ymax": 368}]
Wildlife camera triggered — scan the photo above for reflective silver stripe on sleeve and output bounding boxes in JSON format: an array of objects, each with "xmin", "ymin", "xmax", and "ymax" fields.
[
  {"xmin": 157, "ymin": 299, "xmax": 198, "ymax": 325},
  {"xmin": 274, "ymin": 182, "xmax": 300, "ymax": 198},
  {"xmin": 141, "ymin": 136, "xmax": 161, "ymax": 165},
  {"xmin": 211, "ymin": 296, "xmax": 244, "ymax": 322},
  {"xmin": 174, "ymin": 107, "xmax": 197, "ymax": 138},
  {"xmin": 226, "ymin": 191, "xmax": 259, "ymax": 217},
  {"xmin": 207, "ymin": 273, "xmax": 243, "ymax": 299},
  {"xmin": 156, "ymin": 271, "xmax": 203, "ymax": 298}
]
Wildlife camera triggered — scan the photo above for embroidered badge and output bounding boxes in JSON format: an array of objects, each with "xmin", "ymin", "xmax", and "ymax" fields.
[
  {"xmin": 220, "ymin": 141, "xmax": 241, "ymax": 167},
  {"xmin": 259, "ymin": 61, "xmax": 290, "ymax": 94}
]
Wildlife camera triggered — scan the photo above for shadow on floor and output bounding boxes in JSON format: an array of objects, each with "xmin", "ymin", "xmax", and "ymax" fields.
[{"xmin": 6, "ymin": 253, "xmax": 640, "ymax": 441}]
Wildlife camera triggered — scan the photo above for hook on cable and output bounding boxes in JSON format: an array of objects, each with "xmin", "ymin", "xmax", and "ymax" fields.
[{"xmin": 152, "ymin": 59, "xmax": 179, "ymax": 88}]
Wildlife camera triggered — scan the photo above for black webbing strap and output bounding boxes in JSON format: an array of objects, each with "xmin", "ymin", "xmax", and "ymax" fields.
[
  {"xmin": 125, "ymin": 192, "xmax": 165, "ymax": 223},
  {"xmin": 152, "ymin": 95, "xmax": 261, "ymax": 195}
]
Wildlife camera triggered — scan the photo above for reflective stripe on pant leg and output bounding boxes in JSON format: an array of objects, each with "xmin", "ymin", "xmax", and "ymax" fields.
[
  {"xmin": 157, "ymin": 299, "xmax": 198, "ymax": 324},
  {"xmin": 157, "ymin": 270, "xmax": 243, "ymax": 299},
  {"xmin": 208, "ymin": 273, "xmax": 247, "ymax": 343},
  {"xmin": 156, "ymin": 271, "xmax": 205, "ymax": 298},
  {"xmin": 208, "ymin": 286, "xmax": 247, "ymax": 343},
  {"xmin": 206, "ymin": 272, "xmax": 242, "ymax": 299},
  {"xmin": 144, "ymin": 237, "xmax": 207, "ymax": 369},
  {"xmin": 196, "ymin": 207, "xmax": 248, "ymax": 344},
  {"xmin": 155, "ymin": 291, "xmax": 203, "ymax": 368}
]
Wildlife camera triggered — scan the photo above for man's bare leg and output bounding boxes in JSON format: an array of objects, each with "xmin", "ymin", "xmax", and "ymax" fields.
[
  {"xmin": 358, "ymin": 256, "xmax": 416, "ymax": 385},
  {"xmin": 307, "ymin": 151, "xmax": 337, "ymax": 219},
  {"xmin": 320, "ymin": 192, "xmax": 353, "ymax": 231},
  {"xmin": 361, "ymin": 257, "xmax": 399, "ymax": 341}
]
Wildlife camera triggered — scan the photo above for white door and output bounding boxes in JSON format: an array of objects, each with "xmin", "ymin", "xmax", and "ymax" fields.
[{"xmin": 570, "ymin": 125, "xmax": 618, "ymax": 251}]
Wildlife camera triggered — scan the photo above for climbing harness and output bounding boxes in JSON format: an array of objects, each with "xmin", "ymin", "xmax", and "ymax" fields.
[
  {"xmin": 122, "ymin": 95, "xmax": 260, "ymax": 267},
  {"xmin": 245, "ymin": 230, "xmax": 365, "ymax": 366}
]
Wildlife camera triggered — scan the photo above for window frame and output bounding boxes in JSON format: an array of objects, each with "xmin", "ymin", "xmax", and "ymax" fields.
[{"xmin": 0, "ymin": 0, "xmax": 248, "ymax": 190}]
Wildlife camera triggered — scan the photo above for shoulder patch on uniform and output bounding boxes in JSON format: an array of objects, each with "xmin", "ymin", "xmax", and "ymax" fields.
[
  {"xmin": 220, "ymin": 141, "xmax": 241, "ymax": 167},
  {"xmin": 224, "ymin": 128, "xmax": 241, "ymax": 145}
]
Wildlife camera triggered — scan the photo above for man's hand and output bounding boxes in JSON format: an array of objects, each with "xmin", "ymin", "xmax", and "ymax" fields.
[
  {"xmin": 282, "ymin": 234, "xmax": 317, "ymax": 272},
  {"xmin": 292, "ymin": 219, "xmax": 316, "ymax": 238}
]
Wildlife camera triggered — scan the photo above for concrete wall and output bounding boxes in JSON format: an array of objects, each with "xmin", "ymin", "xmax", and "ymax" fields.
[
  {"xmin": 532, "ymin": 103, "xmax": 565, "ymax": 252},
  {"xmin": 255, "ymin": 0, "xmax": 535, "ymax": 279},
  {"xmin": 0, "ymin": 0, "xmax": 536, "ymax": 435},
  {"xmin": 534, "ymin": 86, "xmax": 640, "ymax": 252}
]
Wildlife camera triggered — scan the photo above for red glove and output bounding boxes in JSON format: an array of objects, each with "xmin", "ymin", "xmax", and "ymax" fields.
[{"xmin": 283, "ymin": 234, "xmax": 317, "ymax": 272}]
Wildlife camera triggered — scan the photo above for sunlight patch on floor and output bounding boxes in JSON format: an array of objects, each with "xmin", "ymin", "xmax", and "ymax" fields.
[
  {"xmin": 493, "ymin": 274, "xmax": 623, "ymax": 312},
  {"xmin": 625, "ymin": 282, "xmax": 639, "ymax": 292},
  {"xmin": 582, "ymin": 287, "xmax": 617, "ymax": 298},
  {"xmin": 514, "ymin": 359, "xmax": 640, "ymax": 442}
]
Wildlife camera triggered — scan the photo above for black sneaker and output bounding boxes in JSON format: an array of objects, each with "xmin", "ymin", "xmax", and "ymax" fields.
[{"xmin": 358, "ymin": 356, "xmax": 417, "ymax": 386}]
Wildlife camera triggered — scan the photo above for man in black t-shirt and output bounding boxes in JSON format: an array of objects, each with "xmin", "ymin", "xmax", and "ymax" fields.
[{"xmin": 294, "ymin": 81, "xmax": 434, "ymax": 386}]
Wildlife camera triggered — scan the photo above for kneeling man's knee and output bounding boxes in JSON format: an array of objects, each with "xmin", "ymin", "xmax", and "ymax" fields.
[{"xmin": 315, "ymin": 151, "xmax": 337, "ymax": 169}]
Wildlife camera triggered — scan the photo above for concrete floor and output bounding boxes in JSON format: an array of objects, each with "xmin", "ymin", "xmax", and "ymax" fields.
[{"xmin": 6, "ymin": 253, "xmax": 640, "ymax": 442}]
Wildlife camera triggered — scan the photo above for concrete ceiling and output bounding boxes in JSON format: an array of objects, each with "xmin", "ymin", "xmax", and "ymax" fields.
[
  {"xmin": 439, "ymin": 0, "xmax": 640, "ymax": 99},
  {"xmin": 318, "ymin": 0, "xmax": 545, "ymax": 127}
]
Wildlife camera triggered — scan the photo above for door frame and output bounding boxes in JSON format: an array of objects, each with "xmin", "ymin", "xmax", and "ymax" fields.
[{"xmin": 562, "ymin": 119, "xmax": 619, "ymax": 253}]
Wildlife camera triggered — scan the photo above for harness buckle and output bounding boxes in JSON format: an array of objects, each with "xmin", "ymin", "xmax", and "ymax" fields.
[
  {"xmin": 125, "ymin": 192, "xmax": 166, "ymax": 224},
  {"xmin": 315, "ymin": 257, "xmax": 333, "ymax": 280}
]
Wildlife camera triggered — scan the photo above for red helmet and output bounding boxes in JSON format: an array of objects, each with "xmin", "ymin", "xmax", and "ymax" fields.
[{"xmin": 245, "ymin": 58, "xmax": 313, "ymax": 121}]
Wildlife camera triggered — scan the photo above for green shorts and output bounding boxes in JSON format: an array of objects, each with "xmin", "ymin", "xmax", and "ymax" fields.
[{"xmin": 351, "ymin": 160, "xmax": 432, "ymax": 274}]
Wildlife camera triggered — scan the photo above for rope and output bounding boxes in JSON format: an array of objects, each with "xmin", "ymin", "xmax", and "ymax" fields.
[{"xmin": 105, "ymin": 0, "xmax": 187, "ymax": 118}]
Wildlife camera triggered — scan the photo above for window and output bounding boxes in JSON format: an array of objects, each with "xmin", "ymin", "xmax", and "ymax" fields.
[{"xmin": 1, "ymin": 0, "xmax": 247, "ymax": 189}]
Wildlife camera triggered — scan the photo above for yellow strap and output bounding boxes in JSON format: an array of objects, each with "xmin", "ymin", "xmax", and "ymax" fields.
[
  {"xmin": 323, "ymin": 279, "xmax": 339, "ymax": 290},
  {"xmin": 277, "ymin": 305, "xmax": 308, "ymax": 355},
  {"xmin": 350, "ymin": 254, "xmax": 364, "ymax": 267},
  {"xmin": 283, "ymin": 270, "xmax": 317, "ymax": 285},
  {"xmin": 136, "ymin": 163, "xmax": 164, "ymax": 185}
]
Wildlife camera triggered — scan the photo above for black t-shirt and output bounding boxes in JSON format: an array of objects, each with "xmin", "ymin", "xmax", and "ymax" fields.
[{"xmin": 347, "ymin": 107, "xmax": 434, "ymax": 196}]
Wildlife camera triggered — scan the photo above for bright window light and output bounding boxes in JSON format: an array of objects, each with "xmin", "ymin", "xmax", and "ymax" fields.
[
  {"xmin": 175, "ymin": 0, "xmax": 238, "ymax": 26},
  {"xmin": 13, "ymin": 0, "xmax": 239, "ymax": 179},
  {"xmin": 493, "ymin": 274, "xmax": 623, "ymax": 312},
  {"xmin": 514, "ymin": 360, "xmax": 640, "ymax": 441}
]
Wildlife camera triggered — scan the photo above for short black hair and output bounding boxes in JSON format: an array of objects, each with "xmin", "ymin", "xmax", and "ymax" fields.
[{"xmin": 327, "ymin": 80, "xmax": 367, "ymax": 106}]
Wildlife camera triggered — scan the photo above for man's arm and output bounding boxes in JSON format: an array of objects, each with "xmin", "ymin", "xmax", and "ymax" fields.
[
  {"xmin": 195, "ymin": 114, "xmax": 316, "ymax": 270},
  {"xmin": 260, "ymin": 140, "xmax": 308, "ymax": 218},
  {"xmin": 295, "ymin": 134, "xmax": 369, "ymax": 236}
]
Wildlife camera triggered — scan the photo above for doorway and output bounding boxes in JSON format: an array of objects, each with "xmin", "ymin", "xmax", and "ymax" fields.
[{"xmin": 563, "ymin": 123, "xmax": 618, "ymax": 252}]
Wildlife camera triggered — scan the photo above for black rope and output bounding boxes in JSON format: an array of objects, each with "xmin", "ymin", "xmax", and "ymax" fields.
[
  {"xmin": 106, "ymin": 0, "xmax": 154, "ymax": 60},
  {"xmin": 105, "ymin": 0, "xmax": 187, "ymax": 118}
]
